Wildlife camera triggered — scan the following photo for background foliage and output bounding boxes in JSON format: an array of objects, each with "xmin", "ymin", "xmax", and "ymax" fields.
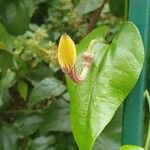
[{"xmin": 0, "ymin": 0, "xmax": 148, "ymax": 150}]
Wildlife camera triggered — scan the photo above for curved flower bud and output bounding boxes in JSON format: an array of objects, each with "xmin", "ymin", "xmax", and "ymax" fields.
[
  {"xmin": 58, "ymin": 33, "xmax": 94, "ymax": 83},
  {"xmin": 58, "ymin": 33, "xmax": 76, "ymax": 73}
]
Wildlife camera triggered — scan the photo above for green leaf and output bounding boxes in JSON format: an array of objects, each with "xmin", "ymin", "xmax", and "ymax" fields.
[
  {"xmin": 29, "ymin": 63, "xmax": 52, "ymax": 83},
  {"xmin": 75, "ymin": 0, "xmax": 104, "ymax": 15},
  {"xmin": 13, "ymin": 114, "xmax": 44, "ymax": 136},
  {"xmin": 0, "ymin": 125, "xmax": 18, "ymax": 150},
  {"xmin": 76, "ymin": 25, "xmax": 108, "ymax": 53},
  {"xmin": 0, "ymin": 70, "xmax": 15, "ymax": 107},
  {"xmin": 109, "ymin": 0, "xmax": 125, "ymax": 17},
  {"xmin": 67, "ymin": 22, "xmax": 144, "ymax": 150},
  {"xmin": 0, "ymin": 70, "xmax": 16, "ymax": 90},
  {"xmin": 93, "ymin": 108, "xmax": 122, "ymax": 150},
  {"xmin": 0, "ymin": 90, "xmax": 10, "ymax": 113},
  {"xmin": 120, "ymin": 145, "xmax": 144, "ymax": 150},
  {"xmin": 39, "ymin": 99, "xmax": 71, "ymax": 134},
  {"xmin": 0, "ymin": 95, "xmax": 3, "ymax": 107},
  {"xmin": 17, "ymin": 80, "xmax": 28, "ymax": 100},
  {"xmin": 0, "ymin": 0, "xmax": 35, "ymax": 35},
  {"xmin": 25, "ymin": 135, "xmax": 55, "ymax": 150},
  {"xmin": 14, "ymin": 57, "xmax": 29, "ymax": 78},
  {"xmin": 0, "ymin": 23, "xmax": 13, "ymax": 48},
  {"xmin": 53, "ymin": 133, "xmax": 78, "ymax": 150},
  {"xmin": 0, "ymin": 49, "xmax": 14, "ymax": 74},
  {"xmin": 29, "ymin": 78, "xmax": 66, "ymax": 107}
]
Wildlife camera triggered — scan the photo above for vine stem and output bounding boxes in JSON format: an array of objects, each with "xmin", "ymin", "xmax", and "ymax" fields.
[
  {"xmin": 125, "ymin": 0, "xmax": 129, "ymax": 21},
  {"xmin": 144, "ymin": 90, "xmax": 150, "ymax": 150},
  {"xmin": 86, "ymin": 0, "xmax": 107, "ymax": 35}
]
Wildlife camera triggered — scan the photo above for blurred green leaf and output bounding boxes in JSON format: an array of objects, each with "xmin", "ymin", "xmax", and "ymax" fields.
[
  {"xmin": 120, "ymin": 145, "xmax": 144, "ymax": 150},
  {"xmin": 0, "ymin": 49, "xmax": 14, "ymax": 74},
  {"xmin": 29, "ymin": 78, "xmax": 66, "ymax": 107},
  {"xmin": 39, "ymin": 99, "xmax": 71, "ymax": 134},
  {"xmin": 72, "ymin": 0, "xmax": 80, "ymax": 5},
  {"xmin": 75, "ymin": 0, "xmax": 104, "ymax": 15},
  {"xmin": 29, "ymin": 64, "xmax": 52, "ymax": 83},
  {"xmin": 54, "ymin": 133, "xmax": 78, "ymax": 150},
  {"xmin": 62, "ymin": 92, "xmax": 70, "ymax": 102},
  {"xmin": 94, "ymin": 108, "xmax": 122, "ymax": 150},
  {"xmin": 14, "ymin": 57, "xmax": 29, "ymax": 78},
  {"xmin": 0, "ymin": 95, "xmax": 3, "ymax": 107},
  {"xmin": 0, "ymin": 125, "xmax": 18, "ymax": 150},
  {"xmin": 67, "ymin": 22, "xmax": 144, "ymax": 149},
  {"xmin": 0, "ymin": 23, "xmax": 13, "ymax": 47},
  {"xmin": 109, "ymin": 0, "xmax": 125, "ymax": 17},
  {"xmin": 13, "ymin": 114, "xmax": 44, "ymax": 136},
  {"xmin": 0, "ymin": 0, "xmax": 35, "ymax": 35},
  {"xmin": 25, "ymin": 135, "xmax": 55, "ymax": 150},
  {"xmin": 0, "ymin": 90, "xmax": 10, "ymax": 113},
  {"xmin": 0, "ymin": 70, "xmax": 16, "ymax": 90},
  {"xmin": 0, "ymin": 70, "xmax": 15, "ymax": 107},
  {"xmin": 17, "ymin": 80, "xmax": 28, "ymax": 100}
]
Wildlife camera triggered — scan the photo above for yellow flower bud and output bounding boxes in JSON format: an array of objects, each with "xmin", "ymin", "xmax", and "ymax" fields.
[{"xmin": 58, "ymin": 33, "xmax": 76, "ymax": 73}]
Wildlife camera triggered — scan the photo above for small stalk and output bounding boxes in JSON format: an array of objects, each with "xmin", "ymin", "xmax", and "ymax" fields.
[{"xmin": 68, "ymin": 51, "xmax": 94, "ymax": 83}]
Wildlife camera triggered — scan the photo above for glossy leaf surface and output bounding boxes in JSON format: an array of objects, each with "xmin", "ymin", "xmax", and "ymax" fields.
[
  {"xmin": 67, "ymin": 22, "xmax": 144, "ymax": 150},
  {"xmin": 120, "ymin": 145, "xmax": 144, "ymax": 150}
]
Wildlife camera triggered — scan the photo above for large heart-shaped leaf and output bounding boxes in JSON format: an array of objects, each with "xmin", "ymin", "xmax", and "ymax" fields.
[{"xmin": 66, "ymin": 22, "xmax": 144, "ymax": 150}]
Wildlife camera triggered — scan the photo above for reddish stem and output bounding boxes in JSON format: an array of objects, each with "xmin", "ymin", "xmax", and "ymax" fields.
[{"xmin": 68, "ymin": 52, "xmax": 94, "ymax": 83}]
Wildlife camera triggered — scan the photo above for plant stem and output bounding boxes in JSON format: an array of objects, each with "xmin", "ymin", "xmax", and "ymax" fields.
[
  {"xmin": 144, "ymin": 90, "xmax": 150, "ymax": 150},
  {"xmin": 86, "ymin": 0, "xmax": 107, "ymax": 35},
  {"xmin": 125, "ymin": 0, "xmax": 129, "ymax": 21}
]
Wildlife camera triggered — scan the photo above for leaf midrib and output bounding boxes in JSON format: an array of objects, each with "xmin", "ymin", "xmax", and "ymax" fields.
[{"xmin": 85, "ymin": 44, "xmax": 109, "ymax": 143}]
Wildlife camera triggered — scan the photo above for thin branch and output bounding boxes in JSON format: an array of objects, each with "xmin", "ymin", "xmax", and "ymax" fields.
[{"xmin": 86, "ymin": 0, "xmax": 107, "ymax": 35}]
